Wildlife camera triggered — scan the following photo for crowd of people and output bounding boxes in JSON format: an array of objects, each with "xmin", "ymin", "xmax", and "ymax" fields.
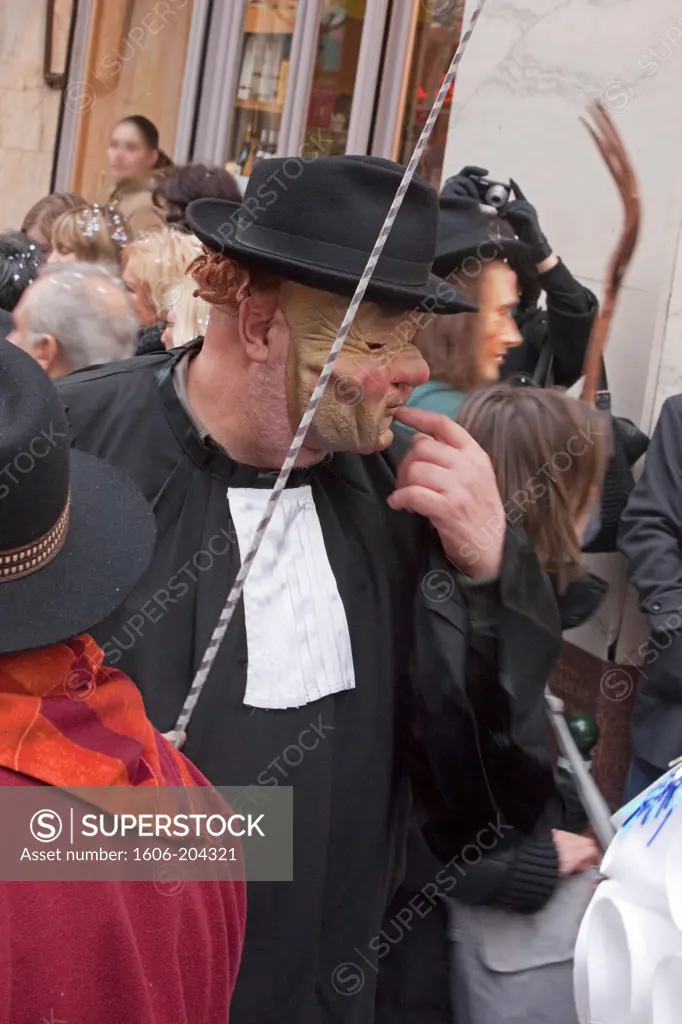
[{"xmin": 0, "ymin": 113, "xmax": 674, "ymax": 1024}]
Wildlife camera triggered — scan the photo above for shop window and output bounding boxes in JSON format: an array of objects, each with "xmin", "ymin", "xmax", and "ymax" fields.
[
  {"xmin": 70, "ymin": 0, "xmax": 196, "ymax": 202},
  {"xmin": 229, "ymin": 0, "xmax": 299, "ymax": 175},
  {"xmin": 302, "ymin": 0, "xmax": 367, "ymax": 157},
  {"xmin": 397, "ymin": 0, "xmax": 466, "ymax": 188}
]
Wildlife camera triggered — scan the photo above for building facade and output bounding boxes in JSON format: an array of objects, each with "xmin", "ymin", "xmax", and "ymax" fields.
[
  {"xmin": 1, "ymin": 0, "xmax": 681, "ymax": 430},
  {"xmin": 0, "ymin": 1, "xmax": 465, "ymax": 215}
]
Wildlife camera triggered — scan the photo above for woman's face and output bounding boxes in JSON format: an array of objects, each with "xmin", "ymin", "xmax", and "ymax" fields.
[
  {"xmin": 48, "ymin": 243, "xmax": 76, "ymax": 264},
  {"xmin": 108, "ymin": 122, "xmax": 158, "ymax": 183},
  {"xmin": 477, "ymin": 262, "xmax": 523, "ymax": 381},
  {"xmin": 123, "ymin": 265, "xmax": 156, "ymax": 326}
]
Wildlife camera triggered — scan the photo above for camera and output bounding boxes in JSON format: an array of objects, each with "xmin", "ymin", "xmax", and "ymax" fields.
[{"xmin": 468, "ymin": 174, "xmax": 511, "ymax": 210}]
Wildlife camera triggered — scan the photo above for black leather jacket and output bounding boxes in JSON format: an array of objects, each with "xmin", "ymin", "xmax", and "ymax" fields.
[{"xmin": 403, "ymin": 568, "xmax": 607, "ymax": 913}]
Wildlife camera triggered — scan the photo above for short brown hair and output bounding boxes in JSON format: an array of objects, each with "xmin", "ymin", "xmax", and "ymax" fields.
[
  {"xmin": 413, "ymin": 274, "xmax": 483, "ymax": 391},
  {"xmin": 457, "ymin": 383, "xmax": 610, "ymax": 592},
  {"xmin": 21, "ymin": 192, "xmax": 86, "ymax": 239}
]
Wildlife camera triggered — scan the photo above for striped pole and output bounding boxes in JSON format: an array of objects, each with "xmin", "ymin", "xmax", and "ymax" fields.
[{"xmin": 171, "ymin": 0, "xmax": 489, "ymax": 742}]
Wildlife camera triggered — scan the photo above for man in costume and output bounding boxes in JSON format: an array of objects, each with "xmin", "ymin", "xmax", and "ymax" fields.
[
  {"xmin": 57, "ymin": 155, "xmax": 561, "ymax": 1023},
  {"xmin": 0, "ymin": 339, "xmax": 245, "ymax": 1022}
]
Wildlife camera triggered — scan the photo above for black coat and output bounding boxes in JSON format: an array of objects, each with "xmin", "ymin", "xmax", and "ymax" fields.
[
  {"xmin": 501, "ymin": 259, "xmax": 598, "ymax": 388},
  {"xmin": 618, "ymin": 394, "xmax": 682, "ymax": 769}
]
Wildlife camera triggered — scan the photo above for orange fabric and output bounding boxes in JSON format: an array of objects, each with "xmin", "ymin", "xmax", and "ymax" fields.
[{"xmin": 0, "ymin": 633, "xmax": 195, "ymax": 789}]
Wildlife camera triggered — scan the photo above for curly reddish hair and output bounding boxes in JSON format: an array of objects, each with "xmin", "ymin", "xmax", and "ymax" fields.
[{"xmin": 188, "ymin": 248, "xmax": 282, "ymax": 312}]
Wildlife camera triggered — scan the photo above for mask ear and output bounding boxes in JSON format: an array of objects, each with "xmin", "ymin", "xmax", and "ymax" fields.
[{"xmin": 239, "ymin": 288, "xmax": 282, "ymax": 363}]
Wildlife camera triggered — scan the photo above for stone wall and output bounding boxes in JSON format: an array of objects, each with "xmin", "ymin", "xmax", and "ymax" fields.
[{"xmin": 0, "ymin": 2, "xmax": 69, "ymax": 231}]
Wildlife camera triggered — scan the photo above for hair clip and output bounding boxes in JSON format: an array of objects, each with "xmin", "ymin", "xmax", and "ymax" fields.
[
  {"xmin": 106, "ymin": 205, "xmax": 129, "ymax": 246},
  {"xmin": 79, "ymin": 205, "xmax": 102, "ymax": 238}
]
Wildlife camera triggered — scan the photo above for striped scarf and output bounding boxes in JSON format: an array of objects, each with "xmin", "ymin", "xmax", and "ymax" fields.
[{"xmin": 0, "ymin": 634, "xmax": 195, "ymax": 789}]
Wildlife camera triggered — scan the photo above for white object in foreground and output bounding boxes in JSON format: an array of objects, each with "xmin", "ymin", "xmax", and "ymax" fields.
[{"xmin": 574, "ymin": 765, "xmax": 682, "ymax": 1024}]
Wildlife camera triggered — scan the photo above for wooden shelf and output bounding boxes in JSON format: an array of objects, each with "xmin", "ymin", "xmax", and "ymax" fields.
[{"xmin": 235, "ymin": 98, "xmax": 283, "ymax": 114}]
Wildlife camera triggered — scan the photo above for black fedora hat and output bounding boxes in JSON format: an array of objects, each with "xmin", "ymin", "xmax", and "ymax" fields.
[
  {"xmin": 433, "ymin": 189, "xmax": 531, "ymax": 279},
  {"xmin": 185, "ymin": 155, "xmax": 477, "ymax": 314},
  {"xmin": 0, "ymin": 340, "xmax": 155, "ymax": 654}
]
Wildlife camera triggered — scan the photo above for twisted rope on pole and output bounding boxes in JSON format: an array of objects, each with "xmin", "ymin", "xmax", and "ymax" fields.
[{"xmin": 171, "ymin": 0, "xmax": 489, "ymax": 742}]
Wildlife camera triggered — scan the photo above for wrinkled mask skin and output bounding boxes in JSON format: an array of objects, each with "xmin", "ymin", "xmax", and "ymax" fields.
[{"xmin": 280, "ymin": 282, "xmax": 429, "ymax": 454}]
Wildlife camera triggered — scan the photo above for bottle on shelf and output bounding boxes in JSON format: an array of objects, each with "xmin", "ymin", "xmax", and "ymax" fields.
[
  {"xmin": 237, "ymin": 36, "xmax": 257, "ymax": 102},
  {"xmin": 254, "ymin": 130, "xmax": 269, "ymax": 165},
  {"xmin": 277, "ymin": 60, "xmax": 290, "ymax": 107},
  {"xmin": 237, "ymin": 125, "xmax": 253, "ymax": 174},
  {"xmin": 242, "ymin": 128, "xmax": 259, "ymax": 177}
]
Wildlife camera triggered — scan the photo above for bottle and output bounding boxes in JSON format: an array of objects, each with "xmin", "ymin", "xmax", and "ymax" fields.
[
  {"xmin": 277, "ymin": 60, "xmax": 290, "ymax": 107},
  {"xmin": 242, "ymin": 132, "xmax": 259, "ymax": 177},
  {"xmin": 237, "ymin": 36, "xmax": 257, "ymax": 101},
  {"xmin": 254, "ymin": 130, "xmax": 268, "ymax": 165},
  {"xmin": 558, "ymin": 713, "xmax": 600, "ymax": 776},
  {"xmin": 237, "ymin": 126, "xmax": 252, "ymax": 173}
]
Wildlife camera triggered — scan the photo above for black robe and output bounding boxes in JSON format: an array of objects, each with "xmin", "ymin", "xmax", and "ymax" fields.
[{"xmin": 56, "ymin": 343, "xmax": 561, "ymax": 1024}]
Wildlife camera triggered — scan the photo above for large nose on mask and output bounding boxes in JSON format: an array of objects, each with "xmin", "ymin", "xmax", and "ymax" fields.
[{"xmin": 392, "ymin": 346, "xmax": 430, "ymax": 389}]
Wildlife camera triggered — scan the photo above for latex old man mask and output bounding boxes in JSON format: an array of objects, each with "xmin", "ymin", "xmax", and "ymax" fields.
[{"xmin": 279, "ymin": 282, "xmax": 429, "ymax": 453}]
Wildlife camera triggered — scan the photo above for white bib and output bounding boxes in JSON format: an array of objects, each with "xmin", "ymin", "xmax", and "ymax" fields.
[{"xmin": 227, "ymin": 485, "xmax": 356, "ymax": 709}]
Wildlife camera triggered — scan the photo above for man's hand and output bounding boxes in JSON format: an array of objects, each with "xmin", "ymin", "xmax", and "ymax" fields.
[
  {"xmin": 389, "ymin": 407, "xmax": 505, "ymax": 578},
  {"xmin": 505, "ymin": 178, "xmax": 553, "ymax": 266},
  {"xmin": 552, "ymin": 829, "xmax": 601, "ymax": 876}
]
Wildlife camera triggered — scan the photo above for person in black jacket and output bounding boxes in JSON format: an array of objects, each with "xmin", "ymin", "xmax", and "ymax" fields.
[
  {"xmin": 618, "ymin": 396, "xmax": 682, "ymax": 800},
  {"xmin": 442, "ymin": 168, "xmax": 598, "ymax": 387},
  {"xmin": 376, "ymin": 383, "xmax": 608, "ymax": 1024}
]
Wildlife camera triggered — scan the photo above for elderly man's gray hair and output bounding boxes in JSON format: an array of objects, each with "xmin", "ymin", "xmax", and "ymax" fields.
[{"xmin": 27, "ymin": 262, "xmax": 138, "ymax": 371}]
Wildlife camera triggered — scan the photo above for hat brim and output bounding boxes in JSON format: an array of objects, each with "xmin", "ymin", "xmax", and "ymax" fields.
[
  {"xmin": 186, "ymin": 199, "xmax": 477, "ymax": 315},
  {"xmin": 433, "ymin": 230, "xmax": 531, "ymax": 279},
  {"xmin": 0, "ymin": 450, "xmax": 155, "ymax": 654}
]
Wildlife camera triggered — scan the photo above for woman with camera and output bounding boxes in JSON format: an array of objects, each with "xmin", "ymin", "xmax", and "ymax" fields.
[{"xmin": 442, "ymin": 166, "xmax": 598, "ymax": 389}]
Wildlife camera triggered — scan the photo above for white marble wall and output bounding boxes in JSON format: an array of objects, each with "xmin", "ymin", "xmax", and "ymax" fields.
[
  {"xmin": 0, "ymin": 3, "xmax": 63, "ymax": 231},
  {"xmin": 446, "ymin": 0, "xmax": 682, "ymax": 431},
  {"xmin": 651, "ymin": 220, "xmax": 682, "ymax": 422}
]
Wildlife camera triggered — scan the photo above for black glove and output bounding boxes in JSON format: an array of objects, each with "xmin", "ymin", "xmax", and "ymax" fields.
[
  {"xmin": 441, "ymin": 165, "xmax": 489, "ymax": 201},
  {"xmin": 504, "ymin": 179, "xmax": 552, "ymax": 264}
]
